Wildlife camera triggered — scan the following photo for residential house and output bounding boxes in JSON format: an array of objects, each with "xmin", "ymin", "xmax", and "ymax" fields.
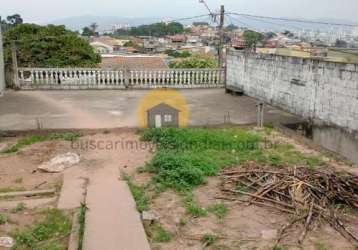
[{"xmin": 90, "ymin": 36, "xmax": 130, "ymax": 54}]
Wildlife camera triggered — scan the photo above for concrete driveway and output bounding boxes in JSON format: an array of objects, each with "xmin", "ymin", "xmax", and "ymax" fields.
[{"xmin": 0, "ymin": 89, "xmax": 300, "ymax": 130}]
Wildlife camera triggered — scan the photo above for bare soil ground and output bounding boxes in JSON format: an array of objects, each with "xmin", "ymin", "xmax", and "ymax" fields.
[
  {"xmin": 0, "ymin": 137, "xmax": 75, "ymax": 250},
  {"xmin": 0, "ymin": 129, "xmax": 357, "ymax": 250},
  {"xmin": 128, "ymin": 129, "xmax": 358, "ymax": 250}
]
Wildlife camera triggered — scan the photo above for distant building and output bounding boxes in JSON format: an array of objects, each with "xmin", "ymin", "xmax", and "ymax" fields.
[
  {"xmin": 231, "ymin": 37, "xmax": 247, "ymax": 50},
  {"xmin": 142, "ymin": 37, "xmax": 161, "ymax": 53},
  {"xmin": 91, "ymin": 41, "xmax": 114, "ymax": 54},
  {"xmin": 90, "ymin": 36, "xmax": 129, "ymax": 54},
  {"xmin": 192, "ymin": 22, "xmax": 209, "ymax": 27},
  {"xmin": 147, "ymin": 103, "xmax": 179, "ymax": 128},
  {"xmin": 167, "ymin": 34, "xmax": 187, "ymax": 44}
]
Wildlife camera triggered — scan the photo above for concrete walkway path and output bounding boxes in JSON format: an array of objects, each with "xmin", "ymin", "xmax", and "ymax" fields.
[
  {"xmin": 57, "ymin": 132, "xmax": 152, "ymax": 250},
  {"xmin": 83, "ymin": 169, "xmax": 150, "ymax": 250}
]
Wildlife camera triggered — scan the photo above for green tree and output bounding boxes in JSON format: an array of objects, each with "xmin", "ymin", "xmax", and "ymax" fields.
[
  {"xmin": 265, "ymin": 32, "xmax": 277, "ymax": 39},
  {"xmin": 243, "ymin": 30, "xmax": 264, "ymax": 48},
  {"xmin": 3, "ymin": 24, "xmax": 101, "ymax": 67},
  {"xmin": 169, "ymin": 54, "xmax": 217, "ymax": 69},
  {"xmin": 82, "ymin": 26, "xmax": 95, "ymax": 36},
  {"xmin": 6, "ymin": 14, "xmax": 23, "ymax": 26},
  {"xmin": 115, "ymin": 22, "xmax": 184, "ymax": 37},
  {"xmin": 1, "ymin": 14, "xmax": 23, "ymax": 32},
  {"xmin": 90, "ymin": 23, "xmax": 98, "ymax": 35},
  {"xmin": 166, "ymin": 50, "xmax": 191, "ymax": 58},
  {"xmin": 225, "ymin": 24, "xmax": 238, "ymax": 32},
  {"xmin": 283, "ymin": 30, "xmax": 294, "ymax": 38},
  {"xmin": 123, "ymin": 40, "xmax": 135, "ymax": 47}
]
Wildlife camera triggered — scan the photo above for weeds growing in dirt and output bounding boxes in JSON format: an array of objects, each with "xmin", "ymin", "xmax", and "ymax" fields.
[
  {"xmin": 183, "ymin": 193, "xmax": 207, "ymax": 218},
  {"xmin": 142, "ymin": 128, "xmax": 324, "ymax": 191},
  {"xmin": 0, "ymin": 214, "xmax": 8, "ymax": 224},
  {"xmin": 142, "ymin": 128, "xmax": 261, "ymax": 190},
  {"xmin": 125, "ymin": 176, "xmax": 149, "ymax": 212},
  {"xmin": 208, "ymin": 203, "xmax": 228, "ymax": 219},
  {"xmin": 2, "ymin": 132, "xmax": 81, "ymax": 153},
  {"xmin": 201, "ymin": 233, "xmax": 217, "ymax": 246},
  {"xmin": 273, "ymin": 245, "xmax": 286, "ymax": 250},
  {"xmin": 265, "ymin": 144, "xmax": 324, "ymax": 169},
  {"xmin": 0, "ymin": 187, "xmax": 26, "ymax": 193},
  {"xmin": 12, "ymin": 209, "xmax": 71, "ymax": 250},
  {"xmin": 11, "ymin": 203, "xmax": 26, "ymax": 213},
  {"xmin": 78, "ymin": 203, "xmax": 87, "ymax": 250},
  {"xmin": 149, "ymin": 223, "xmax": 172, "ymax": 243},
  {"xmin": 314, "ymin": 242, "xmax": 328, "ymax": 250}
]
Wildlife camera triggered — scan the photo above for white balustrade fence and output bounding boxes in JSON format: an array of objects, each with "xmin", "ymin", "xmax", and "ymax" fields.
[{"xmin": 17, "ymin": 68, "xmax": 225, "ymax": 89}]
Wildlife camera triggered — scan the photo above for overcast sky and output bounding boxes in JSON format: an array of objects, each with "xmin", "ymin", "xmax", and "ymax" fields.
[{"xmin": 1, "ymin": 0, "xmax": 358, "ymax": 23}]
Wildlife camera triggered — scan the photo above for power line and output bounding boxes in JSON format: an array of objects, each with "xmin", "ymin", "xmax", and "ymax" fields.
[
  {"xmin": 169, "ymin": 14, "xmax": 211, "ymax": 23},
  {"xmin": 226, "ymin": 14, "xmax": 258, "ymax": 31},
  {"xmin": 237, "ymin": 14, "xmax": 302, "ymax": 31},
  {"xmin": 227, "ymin": 12, "xmax": 358, "ymax": 27}
]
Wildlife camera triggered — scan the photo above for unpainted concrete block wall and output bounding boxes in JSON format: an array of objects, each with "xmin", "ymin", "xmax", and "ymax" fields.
[
  {"xmin": 226, "ymin": 50, "xmax": 358, "ymax": 132},
  {"xmin": 0, "ymin": 26, "xmax": 5, "ymax": 95}
]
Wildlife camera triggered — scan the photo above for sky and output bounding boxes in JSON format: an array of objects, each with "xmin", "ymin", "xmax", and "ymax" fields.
[{"xmin": 1, "ymin": 0, "xmax": 358, "ymax": 24}]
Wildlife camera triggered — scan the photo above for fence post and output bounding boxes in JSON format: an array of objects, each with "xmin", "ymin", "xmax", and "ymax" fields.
[
  {"xmin": 11, "ymin": 42, "xmax": 19, "ymax": 88},
  {"xmin": 0, "ymin": 25, "xmax": 5, "ymax": 95},
  {"xmin": 124, "ymin": 67, "xmax": 130, "ymax": 89}
]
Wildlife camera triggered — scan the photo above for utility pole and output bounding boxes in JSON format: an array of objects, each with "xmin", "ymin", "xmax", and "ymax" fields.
[
  {"xmin": 0, "ymin": 24, "xmax": 5, "ymax": 95},
  {"xmin": 11, "ymin": 41, "xmax": 19, "ymax": 88},
  {"xmin": 218, "ymin": 5, "xmax": 225, "ymax": 69}
]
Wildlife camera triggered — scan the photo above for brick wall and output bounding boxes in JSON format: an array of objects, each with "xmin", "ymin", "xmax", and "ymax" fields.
[{"xmin": 226, "ymin": 50, "xmax": 358, "ymax": 132}]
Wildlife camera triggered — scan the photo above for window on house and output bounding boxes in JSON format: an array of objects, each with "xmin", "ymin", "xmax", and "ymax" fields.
[{"xmin": 164, "ymin": 114, "xmax": 172, "ymax": 122}]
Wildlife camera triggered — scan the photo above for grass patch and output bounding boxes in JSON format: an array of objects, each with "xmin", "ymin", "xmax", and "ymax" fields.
[
  {"xmin": 183, "ymin": 193, "xmax": 207, "ymax": 218},
  {"xmin": 11, "ymin": 203, "xmax": 26, "ymax": 213},
  {"xmin": 12, "ymin": 209, "xmax": 71, "ymax": 250},
  {"xmin": 273, "ymin": 245, "xmax": 286, "ymax": 250},
  {"xmin": 0, "ymin": 214, "xmax": 8, "ymax": 224},
  {"xmin": 141, "ymin": 128, "xmax": 324, "ymax": 192},
  {"xmin": 314, "ymin": 242, "xmax": 328, "ymax": 250},
  {"xmin": 201, "ymin": 233, "xmax": 217, "ymax": 247},
  {"xmin": 142, "ymin": 128, "xmax": 261, "ymax": 190},
  {"xmin": 125, "ymin": 176, "xmax": 149, "ymax": 212},
  {"xmin": 266, "ymin": 143, "xmax": 324, "ymax": 169},
  {"xmin": 208, "ymin": 203, "xmax": 228, "ymax": 219},
  {"xmin": 149, "ymin": 223, "xmax": 172, "ymax": 243},
  {"xmin": 2, "ymin": 132, "xmax": 81, "ymax": 153},
  {"xmin": 78, "ymin": 203, "xmax": 87, "ymax": 250}
]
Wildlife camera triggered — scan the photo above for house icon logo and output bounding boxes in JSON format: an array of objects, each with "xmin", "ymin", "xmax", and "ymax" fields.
[{"xmin": 137, "ymin": 89, "xmax": 189, "ymax": 128}]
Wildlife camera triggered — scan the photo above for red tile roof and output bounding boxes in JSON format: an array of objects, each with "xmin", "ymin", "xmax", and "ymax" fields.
[{"xmin": 100, "ymin": 56, "xmax": 168, "ymax": 70}]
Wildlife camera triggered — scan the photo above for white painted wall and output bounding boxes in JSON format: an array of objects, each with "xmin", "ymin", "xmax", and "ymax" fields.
[
  {"xmin": 0, "ymin": 25, "xmax": 5, "ymax": 95},
  {"xmin": 226, "ymin": 50, "xmax": 358, "ymax": 132}
]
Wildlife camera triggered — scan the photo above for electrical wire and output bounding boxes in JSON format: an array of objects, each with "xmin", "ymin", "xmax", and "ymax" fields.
[
  {"xmin": 225, "ymin": 14, "xmax": 257, "ymax": 31},
  {"xmin": 168, "ymin": 14, "xmax": 211, "ymax": 23},
  {"xmin": 227, "ymin": 12, "xmax": 358, "ymax": 27},
  {"xmin": 237, "ymin": 14, "xmax": 302, "ymax": 31}
]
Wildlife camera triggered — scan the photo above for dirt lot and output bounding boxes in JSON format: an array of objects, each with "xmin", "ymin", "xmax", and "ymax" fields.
[
  {"xmin": 127, "ymin": 128, "xmax": 358, "ymax": 250},
  {"xmin": 0, "ymin": 128, "xmax": 357, "ymax": 250}
]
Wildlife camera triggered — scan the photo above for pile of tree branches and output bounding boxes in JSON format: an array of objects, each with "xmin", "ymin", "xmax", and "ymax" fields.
[{"xmin": 219, "ymin": 162, "xmax": 358, "ymax": 245}]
